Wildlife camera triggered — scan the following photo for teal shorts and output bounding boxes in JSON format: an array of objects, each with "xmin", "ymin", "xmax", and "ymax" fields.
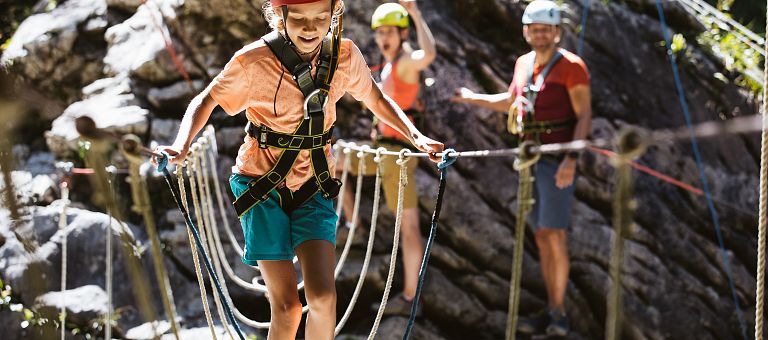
[{"xmin": 229, "ymin": 173, "xmax": 338, "ymax": 264}]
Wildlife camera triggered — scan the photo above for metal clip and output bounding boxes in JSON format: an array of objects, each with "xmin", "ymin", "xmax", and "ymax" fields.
[{"xmin": 258, "ymin": 125, "xmax": 268, "ymax": 149}]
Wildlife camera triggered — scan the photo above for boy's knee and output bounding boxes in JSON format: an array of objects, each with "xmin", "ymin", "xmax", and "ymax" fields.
[
  {"xmin": 306, "ymin": 286, "xmax": 337, "ymax": 314},
  {"xmin": 272, "ymin": 300, "xmax": 303, "ymax": 327}
]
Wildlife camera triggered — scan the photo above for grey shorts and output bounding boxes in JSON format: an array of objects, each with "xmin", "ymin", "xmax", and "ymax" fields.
[{"xmin": 529, "ymin": 157, "xmax": 576, "ymax": 231}]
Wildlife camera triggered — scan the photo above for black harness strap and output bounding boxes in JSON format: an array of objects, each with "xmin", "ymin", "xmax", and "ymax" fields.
[
  {"xmin": 246, "ymin": 122, "xmax": 334, "ymax": 151},
  {"xmin": 232, "ymin": 31, "xmax": 342, "ymax": 218}
]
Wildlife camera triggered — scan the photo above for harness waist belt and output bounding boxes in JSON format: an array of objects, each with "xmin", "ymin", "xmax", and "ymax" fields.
[
  {"xmin": 246, "ymin": 122, "xmax": 334, "ymax": 150},
  {"xmin": 521, "ymin": 117, "xmax": 576, "ymax": 134}
]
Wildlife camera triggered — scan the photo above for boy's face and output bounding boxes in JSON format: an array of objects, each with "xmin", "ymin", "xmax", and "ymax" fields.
[
  {"xmin": 374, "ymin": 26, "xmax": 407, "ymax": 58},
  {"xmin": 282, "ymin": 2, "xmax": 333, "ymax": 54}
]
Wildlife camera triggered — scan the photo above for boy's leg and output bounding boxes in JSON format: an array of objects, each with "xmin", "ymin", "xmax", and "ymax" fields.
[
  {"xmin": 291, "ymin": 190, "xmax": 339, "ymax": 340},
  {"xmin": 296, "ymin": 240, "xmax": 337, "ymax": 340},
  {"xmin": 258, "ymin": 260, "xmax": 302, "ymax": 340}
]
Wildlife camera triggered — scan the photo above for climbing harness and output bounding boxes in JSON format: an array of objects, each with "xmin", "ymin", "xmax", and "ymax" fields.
[
  {"xmin": 232, "ymin": 21, "xmax": 343, "ymax": 218},
  {"xmin": 508, "ymin": 50, "xmax": 570, "ymax": 142},
  {"xmin": 403, "ymin": 149, "xmax": 458, "ymax": 340}
]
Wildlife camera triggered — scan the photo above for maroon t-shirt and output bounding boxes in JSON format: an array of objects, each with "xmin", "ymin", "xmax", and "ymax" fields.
[{"xmin": 508, "ymin": 49, "xmax": 590, "ymax": 144}]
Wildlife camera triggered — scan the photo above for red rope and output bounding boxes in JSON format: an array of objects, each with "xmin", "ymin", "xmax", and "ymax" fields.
[
  {"xmin": 589, "ymin": 147, "xmax": 704, "ymax": 196},
  {"xmin": 141, "ymin": 0, "xmax": 192, "ymax": 85}
]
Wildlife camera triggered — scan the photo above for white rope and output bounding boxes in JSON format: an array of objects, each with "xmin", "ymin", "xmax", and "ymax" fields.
[
  {"xmin": 753, "ymin": 12, "xmax": 768, "ymax": 338},
  {"xmin": 105, "ymin": 173, "xmax": 114, "ymax": 340},
  {"xmin": 188, "ymin": 152, "xmax": 235, "ymax": 340},
  {"xmin": 189, "ymin": 147, "xmax": 274, "ymax": 330},
  {"xmin": 335, "ymin": 147, "xmax": 386, "ymax": 335},
  {"xmin": 127, "ymin": 156, "xmax": 180, "ymax": 340},
  {"xmin": 335, "ymin": 142, "xmax": 353, "ymax": 225},
  {"xmin": 335, "ymin": 146, "xmax": 369, "ymax": 278},
  {"xmin": 181, "ymin": 129, "xmax": 384, "ymax": 334},
  {"xmin": 198, "ymin": 140, "xmax": 276, "ymax": 332},
  {"xmin": 199, "ymin": 139, "xmax": 267, "ymax": 293},
  {"xmin": 202, "ymin": 127, "xmax": 243, "ymax": 258},
  {"xmin": 368, "ymin": 149, "xmax": 409, "ymax": 340},
  {"xmin": 177, "ymin": 165, "xmax": 219, "ymax": 340},
  {"xmin": 59, "ymin": 182, "xmax": 69, "ymax": 340}
]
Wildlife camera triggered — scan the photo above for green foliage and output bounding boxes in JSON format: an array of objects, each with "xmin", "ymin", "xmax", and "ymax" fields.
[
  {"xmin": 671, "ymin": 34, "xmax": 687, "ymax": 54},
  {"xmin": 696, "ymin": 21, "xmax": 763, "ymax": 92}
]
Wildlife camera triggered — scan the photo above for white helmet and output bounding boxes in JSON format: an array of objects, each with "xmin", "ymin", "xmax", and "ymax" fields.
[{"xmin": 522, "ymin": 0, "xmax": 561, "ymax": 25}]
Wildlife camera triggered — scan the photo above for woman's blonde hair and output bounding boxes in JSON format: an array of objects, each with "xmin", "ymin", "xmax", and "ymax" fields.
[{"xmin": 262, "ymin": 0, "xmax": 345, "ymax": 33}]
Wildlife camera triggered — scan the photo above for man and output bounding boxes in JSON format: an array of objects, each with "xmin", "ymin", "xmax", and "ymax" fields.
[
  {"xmin": 337, "ymin": 0, "xmax": 436, "ymax": 316},
  {"xmin": 452, "ymin": 0, "xmax": 592, "ymax": 336}
]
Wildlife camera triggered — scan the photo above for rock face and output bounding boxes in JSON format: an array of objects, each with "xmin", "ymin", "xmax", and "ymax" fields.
[
  {"xmin": 1, "ymin": 0, "xmax": 762, "ymax": 339},
  {"xmin": 35, "ymin": 285, "xmax": 108, "ymax": 326},
  {"xmin": 1, "ymin": 0, "xmax": 108, "ymax": 103}
]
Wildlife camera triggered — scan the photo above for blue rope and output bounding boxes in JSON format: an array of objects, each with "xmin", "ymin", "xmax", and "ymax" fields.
[
  {"xmin": 654, "ymin": 2, "xmax": 749, "ymax": 339},
  {"xmin": 156, "ymin": 153, "xmax": 246, "ymax": 340},
  {"xmin": 403, "ymin": 149, "xmax": 457, "ymax": 340},
  {"xmin": 577, "ymin": 0, "xmax": 591, "ymax": 56}
]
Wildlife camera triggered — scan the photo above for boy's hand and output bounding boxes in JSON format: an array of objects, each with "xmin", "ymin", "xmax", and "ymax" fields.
[
  {"xmin": 412, "ymin": 134, "xmax": 444, "ymax": 163},
  {"xmin": 151, "ymin": 145, "xmax": 188, "ymax": 166}
]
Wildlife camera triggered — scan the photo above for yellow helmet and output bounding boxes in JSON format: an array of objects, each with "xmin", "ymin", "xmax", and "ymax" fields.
[{"xmin": 371, "ymin": 3, "xmax": 409, "ymax": 30}]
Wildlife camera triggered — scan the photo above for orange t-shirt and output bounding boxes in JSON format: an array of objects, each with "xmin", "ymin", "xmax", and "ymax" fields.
[
  {"xmin": 377, "ymin": 61, "xmax": 419, "ymax": 141},
  {"xmin": 209, "ymin": 38, "xmax": 375, "ymax": 191}
]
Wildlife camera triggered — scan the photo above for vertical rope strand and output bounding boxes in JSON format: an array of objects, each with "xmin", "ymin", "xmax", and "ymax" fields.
[
  {"xmin": 368, "ymin": 150, "xmax": 409, "ymax": 340},
  {"xmin": 59, "ymin": 182, "xmax": 69, "ymax": 340},
  {"xmin": 177, "ymin": 165, "xmax": 218, "ymax": 340},
  {"xmin": 754, "ymin": 7, "xmax": 768, "ymax": 338}
]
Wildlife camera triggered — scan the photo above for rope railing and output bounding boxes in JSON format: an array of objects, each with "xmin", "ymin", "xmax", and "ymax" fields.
[
  {"xmin": 168, "ymin": 128, "xmax": 395, "ymax": 334},
  {"xmin": 335, "ymin": 114, "xmax": 763, "ymax": 160}
]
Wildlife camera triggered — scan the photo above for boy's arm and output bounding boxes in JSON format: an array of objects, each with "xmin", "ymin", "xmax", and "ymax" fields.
[
  {"xmin": 362, "ymin": 81, "xmax": 444, "ymax": 162},
  {"xmin": 156, "ymin": 85, "xmax": 218, "ymax": 164}
]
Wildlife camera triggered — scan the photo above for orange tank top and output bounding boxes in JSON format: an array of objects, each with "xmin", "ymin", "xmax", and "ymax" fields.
[{"xmin": 378, "ymin": 61, "xmax": 420, "ymax": 141}]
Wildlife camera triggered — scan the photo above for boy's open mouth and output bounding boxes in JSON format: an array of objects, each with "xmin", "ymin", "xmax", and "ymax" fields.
[{"xmin": 299, "ymin": 36, "xmax": 319, "ymax": 44}]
